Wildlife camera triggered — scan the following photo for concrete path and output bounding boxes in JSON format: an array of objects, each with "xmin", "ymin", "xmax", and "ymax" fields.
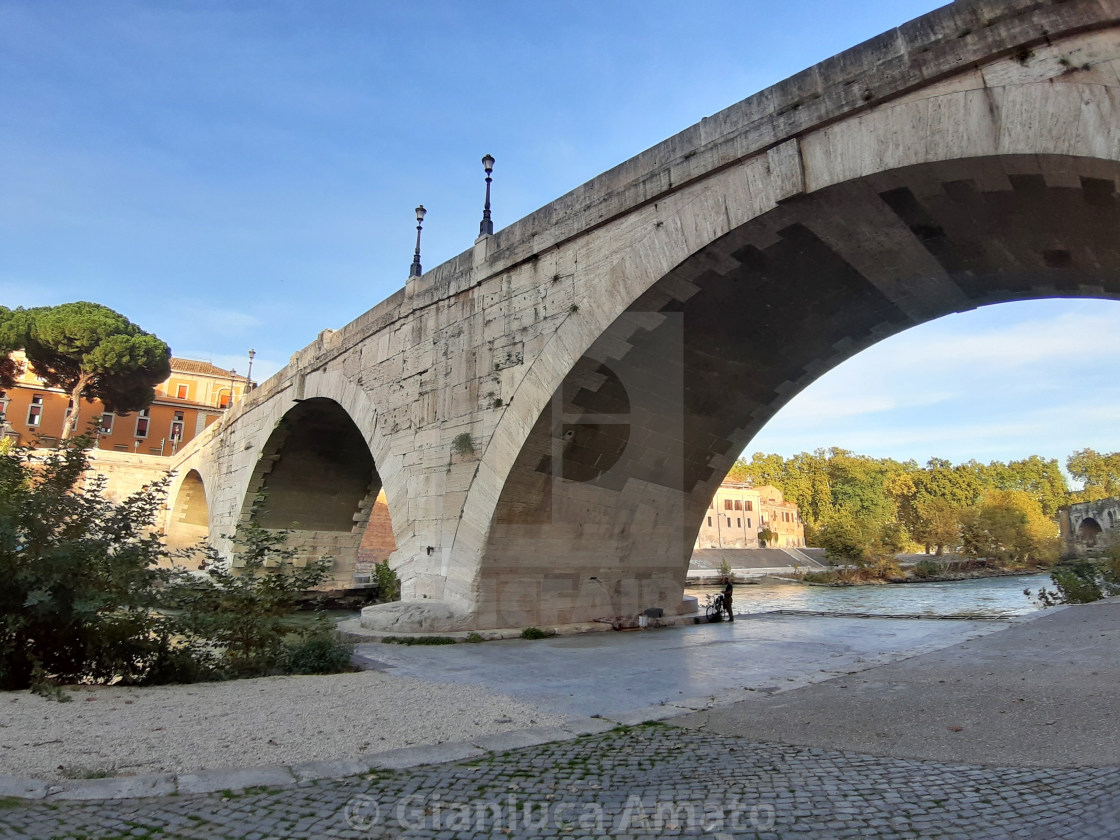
[
  {"xmin": 352, "ymin": 612, "xmax": 1012, "ymax": 719},
  {"xmin": 676, "ymin": 598, "xmax": 1120, "ymax": 768}
]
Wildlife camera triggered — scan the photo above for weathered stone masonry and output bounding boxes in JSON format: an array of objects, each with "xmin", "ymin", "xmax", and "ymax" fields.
[{"xmin": 168, "ymin": 0, "xmax": 1120, "ymax": 630}]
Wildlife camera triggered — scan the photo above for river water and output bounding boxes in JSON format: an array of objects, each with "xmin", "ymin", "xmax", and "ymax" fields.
[{"xmin": 712, "ymin": 572, "xmax": 1052, "ymax": 618}]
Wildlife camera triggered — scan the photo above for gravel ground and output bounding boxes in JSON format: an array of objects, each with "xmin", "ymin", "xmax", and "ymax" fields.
[{"xmin": 0, "ymin": 670, "xmax": 565, "ymax": 781}]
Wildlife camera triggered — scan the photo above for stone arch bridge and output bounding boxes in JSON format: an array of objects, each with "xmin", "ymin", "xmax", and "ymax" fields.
[{"xmin": 168, "ymin": 0, "xmax": 1120, "ymax": 631}]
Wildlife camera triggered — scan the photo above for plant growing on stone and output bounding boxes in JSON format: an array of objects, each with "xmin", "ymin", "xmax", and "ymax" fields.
[{"xmin": 373, "ymin": 560, "xmax": 401, "ymax": 602}]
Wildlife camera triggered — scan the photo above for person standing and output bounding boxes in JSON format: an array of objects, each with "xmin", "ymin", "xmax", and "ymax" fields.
[{"xmin": 722, "ymin": 576, "xmax": 734, "ymax": 622}]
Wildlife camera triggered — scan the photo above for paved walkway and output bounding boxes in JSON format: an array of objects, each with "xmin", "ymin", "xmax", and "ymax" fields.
[
  {"xmin": 2, "ymin": 724, "xmax": 1118, "ymax": 838},
  {"xmin": 2, "ymin": 602, "xmax": 1119, "ymax": 838}
]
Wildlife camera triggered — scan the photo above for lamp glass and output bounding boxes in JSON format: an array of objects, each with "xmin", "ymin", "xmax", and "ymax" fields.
[
  {"xmin": 481, "ymin": 154, "xmax": 495, "ymax": 172},
  {"xmin": 415, "ymin": 205, "xmax": 426, "ymax": 222}
]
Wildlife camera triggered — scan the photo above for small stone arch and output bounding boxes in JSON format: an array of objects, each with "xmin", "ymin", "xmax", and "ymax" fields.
[
  {"xmin": 165, "ymin": 469, "xmax": 210, "ymax": 558},
  {"xmin": 1078, "ymin": 517, "xmax": 1104, "ymax": 548},
  {"xmin": 239, "ymin": 397, "xmax": 395, "ymax": 588}
]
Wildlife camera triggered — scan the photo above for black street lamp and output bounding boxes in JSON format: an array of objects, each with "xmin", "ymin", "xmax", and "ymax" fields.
[
  {"xmin": 409, "ymin": 205, "xmax": 426, "ymax": 278},
  {"xmin": 479, "ymin": 154, "xmax": 495, "ymax": 237},
  {"xmin": 246, "ymin": 349, "xmax": 256, "ymax": 390}
]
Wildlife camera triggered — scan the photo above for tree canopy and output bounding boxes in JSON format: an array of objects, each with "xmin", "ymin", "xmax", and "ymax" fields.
[{"xmin": 0, "ymin": 302, "xmax": 171, "ymax": 440}]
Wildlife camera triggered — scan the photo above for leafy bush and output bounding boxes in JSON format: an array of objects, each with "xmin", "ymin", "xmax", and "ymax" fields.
[
  {"xmin": 0, "ymin": 437, "xmax": 355, "ymax": 690},
  {"xmin": 912, "ymin": 559, "xmax": 943, "ymax": 579},
  {"xmin": 1032, "ymin": 558, "xmax": 1120, "ymax": 606},
  {"xmin": 0, "ymin": 438, "xmax": 180, "ymax": 691},
  {"xmin": 373, "ymin": 561, "xmax": 401, "ymax": 602},
  {"xmin": 465, "ymin": 632, "xmax": 485, "ymax": 643},
  {"xmin": 520, "ymin": 627, "xmax": 548, "ymax": 640},
  {"xmin": 802, "ymin": 571, "xmax": 836, "ymax": 584},
  {"xmin": 167, "ymin": 522, "xmax": 339, "ymax": 678},
  {"xmin": 281, "ymin": 628, "xmax": 355, "ymax": 674}
]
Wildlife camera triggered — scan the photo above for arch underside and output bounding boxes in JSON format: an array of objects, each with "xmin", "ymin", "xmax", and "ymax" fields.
[
  {"xmin": 478, "ymin": 153, "xmax": 1120, "ymax": 627},
  {"xmin": 241, "ymin": 397, "xmax": 396, "ymax": 588},
  {"xmin": 165, "ymin": 469, "xmax": 210, "ymax": 559}
]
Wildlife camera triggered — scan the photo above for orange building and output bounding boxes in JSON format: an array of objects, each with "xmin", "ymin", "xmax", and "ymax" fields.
[
  {"xmin": 696, "ymin": 481, "xmax": 806, "ymax": 549},
  {"xmin": 0, "ymin": 353, "xmax": 251, "ymax": 456}
]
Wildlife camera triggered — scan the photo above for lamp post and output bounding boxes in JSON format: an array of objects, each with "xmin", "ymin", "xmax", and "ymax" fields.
[
  {"xmin": 479, "ymin": 154, "xmax": 495, "ymax": 236},
  {"xmin": 228, "ymin": 368, "xmax": 236, "ymax": 408},
  {"xmin": 246, "ymin": 349, "xmax": 256, "ymax": 390},
  {"xmin": 409, "ymin": 205, "xmax": 426, "ymax": 278}
]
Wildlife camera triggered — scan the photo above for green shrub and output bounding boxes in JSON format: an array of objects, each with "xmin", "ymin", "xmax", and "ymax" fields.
[
  {"xmin": 520, "ymin": 627, "xmax": 548, "ymax": 640},
  {"xmin": 913, "ymin": 559, "xmax": 942, "ymax": 579},
  {"xmin": 0, "ymin": 437, "xmax": 180, "ymax": 690},
  {"xmin": 166, "ymin": 521, "xmax": 334, "ymax": 679},
  {"xmin": 281, "ymin": 630, "xmax": 355, "ymax": 674},
  {"xmin": 1033, "ymin": 559, "xmax": 1120, "ymax": 606},
  {"xmin": 801, "ymin": 571, "xmax": 835, "ymax": 584},
  {"xmin": 373, "ymin": 561, "xmax": 401, "ymax": 602},
  {"xmin": 465, "ymin": 632, "xmax": 485, "ymax": 643}
]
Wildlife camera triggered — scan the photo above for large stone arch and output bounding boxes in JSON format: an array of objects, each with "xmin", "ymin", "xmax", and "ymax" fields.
[
  {"xmin": 238, "ymin": 396, "xmax": 396, "ymax": 588},
  {"xmin": 351, "ymin": 21, "xmax": 1120, "ymax": 630},
  {"xmin": 439, "ymin": 32, "xmax": 1120, "ymax": 627}
]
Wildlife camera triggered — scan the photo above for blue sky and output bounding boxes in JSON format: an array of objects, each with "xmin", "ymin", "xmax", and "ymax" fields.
[{"xmin": 2, "ymin": 0, "xmax": 1117, "ymax": 471}]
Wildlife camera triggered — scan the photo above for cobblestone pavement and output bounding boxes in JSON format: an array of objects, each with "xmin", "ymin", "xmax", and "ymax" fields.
[{"xmin": 2, "ymin": 724, "xmax": 1118, "ymax": 839}]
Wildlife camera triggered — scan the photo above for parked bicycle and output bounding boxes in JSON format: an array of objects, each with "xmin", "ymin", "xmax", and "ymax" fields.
[{"xmin": 704, "ymin": 592, "xmax": 726, "ymax": 622}]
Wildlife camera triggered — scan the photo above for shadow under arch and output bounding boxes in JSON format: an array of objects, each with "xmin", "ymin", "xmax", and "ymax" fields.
[
  {"xmin": 477, "ymin": 153, "xmax": 1120, "ymax": 628},
  {"xmin": 240, "ymin": 397, "xmax": 396, "ymax": 588},
  {"xmin": 1078, "ymin": 517, "xmax": 1104, "ymax": 548},
  {"xmin": 166, "ymin": 469, "xmax": 210, "ymax": 556}
]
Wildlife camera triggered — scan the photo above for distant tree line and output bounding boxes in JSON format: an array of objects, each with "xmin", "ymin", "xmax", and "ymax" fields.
[{"xmin": 727, "ymin": 447, "xmax": 1120, "ymax": 566}]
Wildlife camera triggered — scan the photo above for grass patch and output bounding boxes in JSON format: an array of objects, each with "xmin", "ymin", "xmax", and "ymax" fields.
[
  {"xmin": 59, "ymin": 765, "xmax": 116, "ymax": 780},
  {"xmin": 379, "ymin": 635, "xmax": 458, "ymax": 646}
]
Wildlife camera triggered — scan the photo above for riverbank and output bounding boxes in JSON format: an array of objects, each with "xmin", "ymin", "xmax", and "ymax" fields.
[
  {"xmin": 766, "ymin": 562, "xmax": 1052, "ymax": 587},
  {"xmin": 0, "ymin": 609, "xmax": 1007, "ymax": 785}
]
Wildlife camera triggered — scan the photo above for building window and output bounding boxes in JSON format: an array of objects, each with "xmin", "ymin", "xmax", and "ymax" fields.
[
  {"xmin": 169, "ymin": 410, "xmax": 185, "ymax": 442},
  {"xmin": 747, "ymin": 518, "xmax": 751, "ymax": 528},
  {"xmin": 707, "ymin": 516, "xmax": 712, "ymax": 527},
  {"xmin": 0, "ymin": 393, "xmax": 8, "ymax": 422},
  {"xmin": 135, "ymin": 408, "xmax": 150, "ymax": 438},
  {"xmin": 724, "ymin": 499, "xmax": 733, "ymax": 511},
  {"xmin": 27, "ymin": 394, "xmax": 44, "ymax": 427},
  {"xmin": 745, "ymin": 501, "xmax": 753, "ymax": 511},
  {"xmin": 709, "ymin": 502, "xmax": 714, "ymax": 510},
  {"xmin": 736, "ymin": 517, "xmax": 742, "ymax": 528},
  {"xmin": 100, "ymin": 413, "xmax": 114, "ymax": 434},
  {"xmin": 176, "ymin": 383, "xmax": 189, "ymax": 400},
  {"xmin": 733, "ymin": 500, "xmax": 742, "ymax": 511},
  {"xmin": 218, "ymin": 390, "xmax": 231, "ymax": 408}
]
